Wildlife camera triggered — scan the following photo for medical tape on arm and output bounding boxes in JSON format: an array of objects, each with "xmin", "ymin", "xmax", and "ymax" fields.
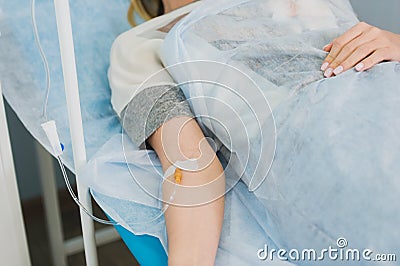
[
  {"xmin": 161, "ymin": 157, "xmax": 225, "ymax": 207},
  {"xmin": 163, "ymin": 158, "xmax": 200, "ymax": 183}
]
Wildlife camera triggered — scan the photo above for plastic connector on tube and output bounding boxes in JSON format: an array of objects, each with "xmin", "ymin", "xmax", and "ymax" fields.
[{"xmin": 41, "ymin": 120, "xmax": 63, "ymax": 156}]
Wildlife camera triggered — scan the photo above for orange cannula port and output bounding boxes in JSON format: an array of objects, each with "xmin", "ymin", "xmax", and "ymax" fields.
[{"xmin": 174, "ymin": 168, "xmax": 182, "ymax": 184}]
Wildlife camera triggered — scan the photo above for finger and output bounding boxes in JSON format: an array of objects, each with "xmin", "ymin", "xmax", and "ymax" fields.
[
  {"xmin": 329, "ymin": 32, "xmax": 375, "ymax": 69},
  {"xmin": 355, "ymin": 48, "xmax": 390, "ymax": 72},
  {"xmin": 321, "ymin": 44, "xmax": 332, "ymax": 70},
  {"xmin": 321, "ymin": 22, "xmax": 371, "ymax": 71},
  {"xmin": 334, "ymin": 40, "xmax": 381, "ymax": 74},
  {"xmin": 323, "ymin": 43, "xmax": 333, "ymax": 52},
  {"xmin": 327, "ymin": 32, "xmax": 379, "ymax": 76}
]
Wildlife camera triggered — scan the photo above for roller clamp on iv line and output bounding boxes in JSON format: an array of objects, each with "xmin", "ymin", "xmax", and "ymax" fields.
[
  {"xmin": 41, "ymin": 121, "xmax": 64, "ymax": 156},
  {"xmin": 40, "ymin": 121, "xmax": 116, "ymax": 225}
]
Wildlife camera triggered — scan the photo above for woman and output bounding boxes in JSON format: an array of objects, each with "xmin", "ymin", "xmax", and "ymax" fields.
[
  {"xmin": 110, "ymin": 0, "xmax": 400, "ymax": 264},
  {"xmin": 110, "ymin": 1, "xmax": 224, "ymax": 265}
]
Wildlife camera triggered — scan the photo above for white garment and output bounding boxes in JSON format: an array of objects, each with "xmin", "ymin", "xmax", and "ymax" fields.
[{"xmin": 108, "ymin": 2, "xmax": 201, "ymax": 116}]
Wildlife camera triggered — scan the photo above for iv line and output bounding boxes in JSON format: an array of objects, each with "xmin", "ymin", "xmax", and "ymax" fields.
[
  {"xmin": 31, "ymin": 0, "xmax": 174, "ymax": 226},
  {"xmin": 57, "ymin": 155, "xmax": 172, "ymax": 226},
  {"xmin": 31, "ymin": 0, "xmax": 51, "ymax": 121}
]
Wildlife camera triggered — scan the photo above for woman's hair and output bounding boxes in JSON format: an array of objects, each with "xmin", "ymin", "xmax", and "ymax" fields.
[{"xmin": 127, "ymin": 0, "xmax": 164, "ymax": 27}]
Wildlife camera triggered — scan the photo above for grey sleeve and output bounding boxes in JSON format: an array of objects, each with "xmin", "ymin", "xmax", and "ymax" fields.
[{"xmin": 120, "ymin": 85, "xmax": 194, "ymax": 148}]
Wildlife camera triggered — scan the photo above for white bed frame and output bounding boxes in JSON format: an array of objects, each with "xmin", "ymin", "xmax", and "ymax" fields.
[
  {"xmin": 0, "ymin": 82, "xmax": 31, "ymax": 265},
  {"xmin": 0, "ymin": 0, "xmax": 120, "ymax": 265}
]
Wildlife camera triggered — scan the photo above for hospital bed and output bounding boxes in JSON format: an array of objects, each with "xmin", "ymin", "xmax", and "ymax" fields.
[
  {"xmin": 1, "ymin": 0, "xmax": 399, "ymax": 265},
  {"xmin": 0, "ymin": 83, "xmax": 31, "ymax": 265}
]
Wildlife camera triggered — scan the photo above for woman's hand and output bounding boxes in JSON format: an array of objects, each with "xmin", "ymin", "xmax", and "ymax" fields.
[{"xmin": 321, "ymin": 22, "xmax": 400, "ymax": 78}]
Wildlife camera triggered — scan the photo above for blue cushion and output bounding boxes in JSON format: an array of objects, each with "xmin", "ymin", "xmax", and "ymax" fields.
[{"xmin": 113, "ymin": 221, "xmax": 167, "ymax": 265}]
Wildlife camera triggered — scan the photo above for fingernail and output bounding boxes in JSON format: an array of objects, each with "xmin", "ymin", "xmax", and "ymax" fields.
[
  {"xmin": 323, "ymin": 44, "xmax": 330, "ymax": 50},
  {"xmin": 321, "ymin": 62, "xmax": 329, "ymax": 71},
  {"xmin": 324, "ymin": 68, "xmax": 333, "ymax": 78},
  {"xmin": 355, "ymin": 63, "xmax": 364, "ymax": 72},
  {"xmin": 333, "ymin": 66, "xmax": 344, "ymax": 75}
]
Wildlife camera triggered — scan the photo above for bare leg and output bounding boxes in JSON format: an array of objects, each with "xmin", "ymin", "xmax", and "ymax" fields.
[{"xmin": 148, "ymin": 116, "xmax": 225, "ymax": 266}]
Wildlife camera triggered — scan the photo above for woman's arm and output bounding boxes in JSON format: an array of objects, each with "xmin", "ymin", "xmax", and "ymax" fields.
[
  {"xmin": 112, "ymin": 2, "xmax": 224, "ymax": 264},
  {"xmin": 321, "ymin": 22, "xmax": 400, "ymax": 77},
  {"xmin": 148, "ymin": 116, "xmax": 225, "ymax": 266}
]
